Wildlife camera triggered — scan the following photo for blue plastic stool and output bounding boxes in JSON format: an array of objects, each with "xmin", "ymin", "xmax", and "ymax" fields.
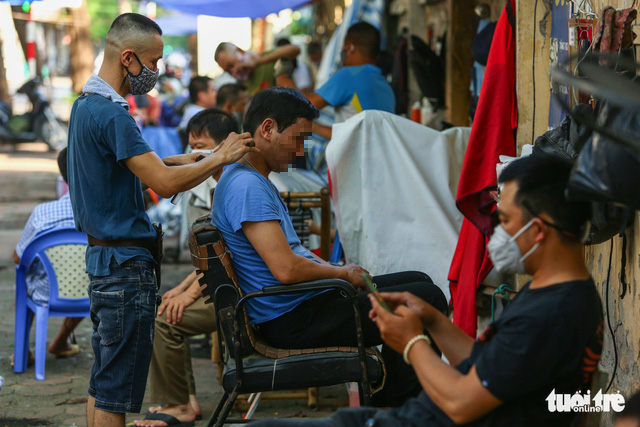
[{"xmin": 14, "ymin": 227, "xmax": 89, "ymax": 380}]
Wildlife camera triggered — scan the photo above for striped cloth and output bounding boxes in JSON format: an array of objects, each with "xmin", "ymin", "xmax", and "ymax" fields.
[{"xmin": 16, "ymin": 193, "xmax": 75, "ymax": 306}]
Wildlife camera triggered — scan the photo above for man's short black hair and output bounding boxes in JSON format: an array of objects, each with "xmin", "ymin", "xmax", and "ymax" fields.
[
  {"xmin": 188, "ymin": 76, "xmax": 212, "ymax": 104},
  {"xmin": 109, "ymin": 13, "xmax": 162, "ymax": 37},
  {"xmin": 216, "ymin": 83, "xmax": 246, "ymax": 107},
  {"xmin": 187, "ymin": 108, "xmax": 239, "ymax": 144},
  {"xmin": 345, "ymin": 22, "xmax": 380, "ymax": 60},
  {"xmin": 498, "ymin": 155, "xmax": 591, "ymax": 241},
  {"xmin": 242, "ymin": 87, "xmax": 319, "ymax": 136},
  {"xmin": 57, "ymin": 147, "xmax": 68, "ymax": 184}
]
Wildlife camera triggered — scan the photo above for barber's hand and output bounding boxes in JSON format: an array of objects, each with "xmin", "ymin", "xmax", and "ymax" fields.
[
  {"xmin": 369, "ymin": 294, "xmax": 423, "ymax": 354},
  {"xmin": 215, "ymin": 132, "xmax": 259, "ymax": 165},
  {"xmin": 158, "ymin": 292, "xmax": 197, "ymax": 325},
  {"xmin": 341, "ymin": 264, "xmax": 370, "ymax": 292},
  {"xmin": 373, "ymin": 291, "xmax": 441, "ymax": 329}
]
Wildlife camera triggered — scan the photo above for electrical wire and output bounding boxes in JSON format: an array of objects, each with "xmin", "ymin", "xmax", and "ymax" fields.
[
  {"xmin": 604, "ymin": 239, "xmax": 618, "ymax": 393},
  {"xmin": 570, "ymin": 0, "xmax": 597, "ymax": 19}
]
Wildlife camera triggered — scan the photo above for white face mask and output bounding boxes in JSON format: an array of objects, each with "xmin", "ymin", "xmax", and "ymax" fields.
[{"xmin": 487, "ymin": 219, "xmax": 539, "ymax": 274}]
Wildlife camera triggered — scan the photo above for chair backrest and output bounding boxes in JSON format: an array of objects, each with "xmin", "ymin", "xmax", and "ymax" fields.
[
  {"xmin": 188, "ymin": 215, "xmax": 254, "ymax": 357},
  {"xmin": 18, "ymin": 227, "xmax": 89, "ymax": 310},
  {"xmin": 280, "ymin": 188, "xmax": 332, "ymax": 261}
]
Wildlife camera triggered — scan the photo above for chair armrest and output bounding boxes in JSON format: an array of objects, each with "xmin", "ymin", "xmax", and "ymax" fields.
[
  {"xmin": 228, "ymin": 278, "xmax": 374, "ymax": 396},
  {"xmin": 259, "ymin": 279, "xmax": 356, "ymax": 297}
]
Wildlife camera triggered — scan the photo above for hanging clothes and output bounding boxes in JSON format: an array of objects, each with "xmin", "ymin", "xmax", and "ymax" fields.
[{"xmin": 447, "ymin": 0, "xmax": 518, "ymax": 337}]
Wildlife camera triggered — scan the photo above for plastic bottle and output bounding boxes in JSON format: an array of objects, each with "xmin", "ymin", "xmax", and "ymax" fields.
[{"xmin": 411, "ymin": 101, "xmax": 421, "ymax": 123}]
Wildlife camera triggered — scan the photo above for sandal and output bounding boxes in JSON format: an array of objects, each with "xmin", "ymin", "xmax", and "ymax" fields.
[{"xmin": 54, "ymin": 343, "xmax": 80, "ymax": 358}]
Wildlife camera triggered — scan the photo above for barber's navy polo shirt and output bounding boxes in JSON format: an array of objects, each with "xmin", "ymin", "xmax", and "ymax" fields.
[
  {"xmin": 315, "ymin": 64, "xmax": 395, "ymax": 123},
  {"xmin": 67, "ymin": 93, "xmax": 155, "ymax": 276},
  {"xmin": 211, "ymin": 163, "xmax": 324, "ymax": 324}
]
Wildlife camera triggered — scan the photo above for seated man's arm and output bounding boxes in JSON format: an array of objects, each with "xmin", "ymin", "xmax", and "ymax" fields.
[
  {"xmin": 410, "ymin": 344, "xmax": 502, "ymax": 424},
  {"xmin": 162, "ymin": 270, "xmax": 199, "ymax": 300},
  {"xmin": 14, "ymin": 207, "xmax": 40, "ymax": 265},
  {"xmin": 370, "ymin": 297, "xmax": 501, "ymax": 424},
  {"xmin": 243, "ymin": 220, "xmax": 367, "ymax": 287},
  {"xmin": 158, "ymin": 273, "xmax": 203, "ymax": 324},
  {"xmin": 126, "ymin": 132, "xmax": 257, "ymax": 198},
  {"xmin": 312, "ymin": 123, "xmax": 332, "ymax": 140},
  {"xmin": 305, "ymin": 93, "xmax": 332, "ymax": 139},
  {"xmin": 306, "ymin": 93, "xmax": 329, "ymax": 110}
]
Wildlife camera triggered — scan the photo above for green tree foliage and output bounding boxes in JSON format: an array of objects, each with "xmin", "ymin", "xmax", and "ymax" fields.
[{"xmin": 87, "ymin": 0, "xmax": 120, "ymax": 41}]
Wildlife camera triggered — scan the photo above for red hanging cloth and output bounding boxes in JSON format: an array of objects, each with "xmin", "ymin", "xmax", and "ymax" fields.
[{"xmin": 448, "ymin": 0, "xmax": 518, "ymax": 337}]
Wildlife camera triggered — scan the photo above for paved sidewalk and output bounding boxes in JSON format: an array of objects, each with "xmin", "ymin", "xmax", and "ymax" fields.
[{"xmin": 0, "ymin": 145, "xmax": 348, "ymax": 426}]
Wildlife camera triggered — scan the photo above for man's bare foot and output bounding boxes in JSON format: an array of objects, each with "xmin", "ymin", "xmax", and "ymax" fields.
[
  {"xmin": 48, "ymin": 340, "xmax": 79, "ymax": 358},
  {"xmin": 148, "ymin": 395, "xmax": 201, "ymax": 418},
  {"xmin": 188, "ymin": 394, "xmax": 201, "ymax": 418},
  {"xmin": 134, "ymin": 403, "xmax": 196, "ymax": 426}
]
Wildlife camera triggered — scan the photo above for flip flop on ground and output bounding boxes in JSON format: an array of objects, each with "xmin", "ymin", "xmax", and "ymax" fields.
[
  {"xmin": 146, "ymin": 406, "xmax": 202, "ymax": 421},
  {"xmin": 139, "ymin": 412, "xmax": 195, "ymax": 426},
  {"xmin": 54, "ymin": 343, "xmax": 80, "ymax": 358}
]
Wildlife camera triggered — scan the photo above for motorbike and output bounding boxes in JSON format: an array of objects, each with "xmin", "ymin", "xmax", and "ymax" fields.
[{"xmin": 0, "ymin": 77, "xmax": 68, "ymax": 151}]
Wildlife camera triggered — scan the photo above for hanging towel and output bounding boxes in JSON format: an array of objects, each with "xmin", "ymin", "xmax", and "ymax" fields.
[{"xmin": 448, "ymin": 0, "xmax": 518, "ymax": 337}]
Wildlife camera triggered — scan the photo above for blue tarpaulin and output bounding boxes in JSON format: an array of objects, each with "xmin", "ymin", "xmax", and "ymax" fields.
[
  {"xmin": 154, "ymin": 0, "xmax": 311, "ymax": 18},
  {"xmin": 155, "ymin": 14, "xmax": 198, "ymax": 36}
]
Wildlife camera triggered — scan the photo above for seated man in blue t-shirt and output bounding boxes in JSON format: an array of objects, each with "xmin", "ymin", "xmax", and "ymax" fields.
[
  {"xmin": 212, "ymin": 87, "xmax": 447, "ymax": 406},
  {"xmin": 280, "ymin": 22, "xmax": 395, "ymax": 140}
]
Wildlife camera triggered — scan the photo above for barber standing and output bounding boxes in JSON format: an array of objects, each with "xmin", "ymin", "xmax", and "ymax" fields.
[{"xmin": 67, "ymin": 13, "xmax": 256, "ymax": 427}]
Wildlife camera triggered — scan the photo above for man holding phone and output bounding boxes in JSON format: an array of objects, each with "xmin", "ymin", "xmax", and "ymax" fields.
[{"xmin": 212, "ymin": 87, "xmax": 448, "ymax": 407}]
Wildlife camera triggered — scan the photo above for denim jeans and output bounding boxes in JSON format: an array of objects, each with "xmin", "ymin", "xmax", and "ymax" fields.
[{"xmin": 87, "ymin": 259, "xmax": 157, "ymax": 413}]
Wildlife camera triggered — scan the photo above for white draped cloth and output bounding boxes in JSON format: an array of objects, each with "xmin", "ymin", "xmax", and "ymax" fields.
[{"xmin": 326, "ymin": 110, "xmax": 470, "ymax": 300}]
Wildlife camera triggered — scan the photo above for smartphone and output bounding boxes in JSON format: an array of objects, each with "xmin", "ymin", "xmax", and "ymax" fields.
[{"xmin": 362, "ymin": 274, "xmax": 391, "ymax": 312}]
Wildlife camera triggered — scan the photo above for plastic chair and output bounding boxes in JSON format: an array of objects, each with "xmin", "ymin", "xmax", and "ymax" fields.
[{"xmin": 14, "ymin": 227, "xmax": 90, "ymax": 380}]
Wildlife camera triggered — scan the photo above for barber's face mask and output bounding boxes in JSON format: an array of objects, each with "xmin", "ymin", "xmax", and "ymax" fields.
[
  {"xmin": 487, "ymin": 219, "xmax": 539, "ymax": 274},
  {"xmin": 122, "ymin": 52, "xmax": 159, "ymax": 95}
]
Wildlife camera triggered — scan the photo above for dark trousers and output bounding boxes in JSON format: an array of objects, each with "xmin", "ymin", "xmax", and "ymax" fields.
[{"xmin": 256, "ymin": 271, "xmax": 448, "ymax": 407}]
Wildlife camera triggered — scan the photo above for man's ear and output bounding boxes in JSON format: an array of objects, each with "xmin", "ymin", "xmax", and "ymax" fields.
[
  {"xmin": 224, "ymin": 101, "xmax": 233, "ymax": 113},
  {"xmin": 532, "ymin": 218, "xmax": 547, "ymax": 243},
  {"xmin": 259, "ymin": 118, "xmax": 276, "ymax": 141},
  {"xmin": 121, "ymin": 49, "xmax": 134, "ymax": 68}
]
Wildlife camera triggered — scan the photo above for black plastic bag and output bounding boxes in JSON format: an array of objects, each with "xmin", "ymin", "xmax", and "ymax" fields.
[
  {"xmin": 533, "ymin": 104, "xmax": 594, "ymax": 160},
  {"xmin": 567, "ymin": 103, "xmax": 640, "ymax": 210}
]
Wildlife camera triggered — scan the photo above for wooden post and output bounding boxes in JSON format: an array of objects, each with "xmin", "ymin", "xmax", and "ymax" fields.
[
  {"xmin": 445, "ymin": 0, "xmax": 474, "ymax": 126},
  {"xmin": 320, "ymin": 187, "xmax": 331, "ymax": 261},
  {"xmin": 68, "ymin": 0, "xmax": 94, "ymax": 94}
]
